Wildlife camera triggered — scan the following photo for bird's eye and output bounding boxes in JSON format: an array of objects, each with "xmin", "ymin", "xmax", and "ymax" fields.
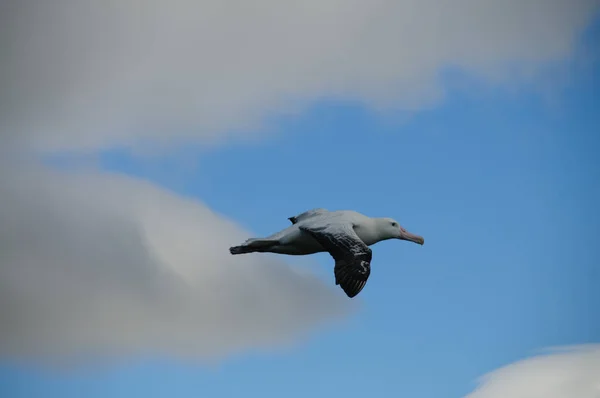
[{"xmin": 391, "ymin": 222, "xmax": 397, "ymax": 227}]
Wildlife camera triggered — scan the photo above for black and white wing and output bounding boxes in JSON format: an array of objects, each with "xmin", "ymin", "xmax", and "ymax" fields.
[
  {"xmin": 299, "ymin": 222, "xmax": 372, "ymax": 298},
  {"xmin": 288, "ymin": 208, "xmax": 328, "ymax": 224}
]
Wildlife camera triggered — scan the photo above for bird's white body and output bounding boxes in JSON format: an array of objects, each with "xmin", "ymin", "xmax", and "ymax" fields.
[{"xmin": 254, "ymin": 210, "xmax": 393, "ymax": 255}]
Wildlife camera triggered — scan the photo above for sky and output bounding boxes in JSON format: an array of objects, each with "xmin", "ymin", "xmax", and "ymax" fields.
[{"xmin": 1, "ymin": 1, "xmax": 600, "ymax": 398}]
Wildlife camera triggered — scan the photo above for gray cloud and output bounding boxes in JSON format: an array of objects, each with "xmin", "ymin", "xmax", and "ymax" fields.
[
  {"xmin": 1, "ymin": 0, "xmax": 598, "ymax": 151},
  {"xmin": 465, "ymin": 345, "xmax": 600, "ymax": 398},
  {"xmin": 0, "ymin": 163, "xmax": 350, "ymax": 361}
]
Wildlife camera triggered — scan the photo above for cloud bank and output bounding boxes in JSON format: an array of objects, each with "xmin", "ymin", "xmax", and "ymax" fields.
[
  {"xmin": 2, "ymin": 0, "xmax": 598, "ymax": 151},
  {"xmin": 0, "ymin": 163, "xmax": 349, "ymax": 361},
  {"xmin": 465, "ymin": 345, "xmax": 600, "ymax": 398}
]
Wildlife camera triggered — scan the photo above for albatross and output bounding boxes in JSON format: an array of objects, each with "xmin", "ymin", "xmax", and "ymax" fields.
[{"xmin": 229, "ymin": 208, "xmax": 424, "ymax": 298}]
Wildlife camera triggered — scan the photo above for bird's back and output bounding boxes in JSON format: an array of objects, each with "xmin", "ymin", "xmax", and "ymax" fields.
[{"xmin": 313, "ymin": 210, "xmax": 368, "ymax": 224}]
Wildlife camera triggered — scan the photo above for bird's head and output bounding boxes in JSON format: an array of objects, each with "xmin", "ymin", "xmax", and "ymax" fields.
[{"xmin": 377, "ymin": 217, "xmax": 424, "ymax": 245}]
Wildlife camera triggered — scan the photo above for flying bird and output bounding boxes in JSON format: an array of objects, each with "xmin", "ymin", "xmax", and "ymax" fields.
[{"xmin": 229, "ymin": 208, "xmax": 424, "ymax": 298}]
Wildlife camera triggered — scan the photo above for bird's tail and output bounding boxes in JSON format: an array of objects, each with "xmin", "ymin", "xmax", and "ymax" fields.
[{"xmin": 229, "ymin": 238, "xmax": 279, "ymax": 255}]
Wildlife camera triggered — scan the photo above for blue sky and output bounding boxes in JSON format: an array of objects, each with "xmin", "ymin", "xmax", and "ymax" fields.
[{"xmin": 1, "ymin": 4, "xmax": 599, "ymax": 398}]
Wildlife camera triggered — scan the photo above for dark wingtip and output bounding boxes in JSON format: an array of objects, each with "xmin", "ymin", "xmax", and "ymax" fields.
[
  {"xmin": 229, "ymin": 246, "xmax": 245, "ymax": 255},
  {"xmin": 288, "ymin": 217, "xmax": 297, "ymax": 224},
  {"xmin": 335, "ymin": 267, "xmax": 369, "ymax": 298},
  {"xmin": 341, "ymin": 283, "xmax": 364, "ymax": 298}
]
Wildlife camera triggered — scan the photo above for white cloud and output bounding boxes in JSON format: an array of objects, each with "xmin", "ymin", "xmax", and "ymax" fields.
[
  {"xmin": 0, "ymin": 162, "xmax": 350, "ymax": 362},
  {"xmin": 1, "ymin": 0, "xmax": 598, "ymax": 151},
  {"xmin": 465, "ymin": 345, "xmax": 600, "ymax": 398}
]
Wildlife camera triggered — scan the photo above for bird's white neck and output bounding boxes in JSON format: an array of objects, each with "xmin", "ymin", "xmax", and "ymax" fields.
[{"xmin": 355, "ymin": 218, "xmax": 389, "ymax": 246}]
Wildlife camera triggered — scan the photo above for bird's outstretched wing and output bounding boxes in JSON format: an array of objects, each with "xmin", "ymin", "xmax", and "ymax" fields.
[
  {"xmin": 288, "ymin": 208, "xmax": 328, "ymax": 224},
  {"xmin": 299, "ymin": 222, "xmax": 371, "ymax": 298}
]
